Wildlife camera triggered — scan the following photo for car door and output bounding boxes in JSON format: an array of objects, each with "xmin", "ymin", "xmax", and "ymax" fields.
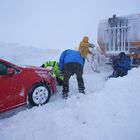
[{"xmin": 0, "ymin": 62, "xmax": 24, "ymax": 112}]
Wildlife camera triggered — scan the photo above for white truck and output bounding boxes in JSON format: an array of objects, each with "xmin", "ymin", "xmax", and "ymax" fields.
[{"xmin": 98, "ymin": 13, "xmax": 140, "ymax": 65}]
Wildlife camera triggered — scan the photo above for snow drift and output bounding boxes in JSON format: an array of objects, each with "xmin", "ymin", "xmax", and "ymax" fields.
[{"xmin": 0, "ymin": 43, "xmax": 140, "ymax": 140}]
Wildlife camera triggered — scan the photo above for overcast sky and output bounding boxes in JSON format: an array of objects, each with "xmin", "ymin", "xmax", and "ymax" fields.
[{"xmin": 0, "ymin": 0, "xmax": 139, "ymax": 49}]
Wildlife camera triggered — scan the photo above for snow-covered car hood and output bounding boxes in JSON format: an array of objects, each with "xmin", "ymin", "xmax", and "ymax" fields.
[
  {"xmin": 21, "ymin": 65, "xmax": 52, "ymax": 78},
  {"xmin": 22, "ymin": 65, "xmax": 47, "ymax": 70}
]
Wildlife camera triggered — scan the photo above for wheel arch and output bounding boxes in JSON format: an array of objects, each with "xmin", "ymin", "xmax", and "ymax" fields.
[{"xmin": 27, "ymin": 81, "xmax": 51, "ymax": 106}]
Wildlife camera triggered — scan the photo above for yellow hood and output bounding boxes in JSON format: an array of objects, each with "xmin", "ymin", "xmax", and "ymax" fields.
[{"xmin": 82, "ymin": 36, "xmax": 89, "ymax": 43}]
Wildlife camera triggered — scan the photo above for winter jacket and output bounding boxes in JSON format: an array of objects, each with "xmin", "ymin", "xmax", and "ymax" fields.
[
  {"xmin": 117, "ymin": 56, "xmax": 131, "ymax": 74},
  {"xmin": 58, "ymin": 49, "xmax": 84, "ymax": 71},
  {"xmin": 41, "ymin": 61, "xmax": 64, "ymax": 81},
  {"xmin": 41, "ymin": 61, "xmax": 59, "ymax": 75},
  {"xmin": 113, "ymin": 55, "xmax": 131, "ymax": 75},
  {"xmin": 78, "ymin": 36, "xmax": 93, "ymax": 58}
]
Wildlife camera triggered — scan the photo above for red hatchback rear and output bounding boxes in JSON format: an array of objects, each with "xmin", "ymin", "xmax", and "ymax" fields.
[{"xmin": 0, "ymin": 59, "xmax": 56, "ymax": 113}]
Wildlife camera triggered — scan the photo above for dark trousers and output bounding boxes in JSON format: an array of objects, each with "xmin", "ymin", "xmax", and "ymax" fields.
[
  {"xmin": 62, "ymin": 62, "xmax": 85, "ymax": 93},
  {"xmin": 110, "ymin": 67, "xmax": 127, "ymax": 78}
]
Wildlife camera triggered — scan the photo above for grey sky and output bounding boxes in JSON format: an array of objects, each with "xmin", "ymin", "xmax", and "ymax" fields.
[{"xmin": 0, "ymin": 0, "xmax": 139, "ymax": 49}]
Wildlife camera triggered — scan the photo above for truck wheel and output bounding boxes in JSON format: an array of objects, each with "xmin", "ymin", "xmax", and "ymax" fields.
[{"xmin": 28, "ymin": 83, "xmax": 51, "ymax": 106}]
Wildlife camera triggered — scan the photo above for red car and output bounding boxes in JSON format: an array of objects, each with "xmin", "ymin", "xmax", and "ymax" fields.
[{"xmin": 0, "ymin": 59, "xmax": 56, "ymax": 113}]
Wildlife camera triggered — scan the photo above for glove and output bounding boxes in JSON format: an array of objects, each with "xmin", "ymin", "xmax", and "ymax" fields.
[
  {"xmin": 88, "ymin": 43, "xmax": 95, "ymax": 48},
  {"xmin": 41, "ymin": 64, "xmax": 45, "ymax": 68}
]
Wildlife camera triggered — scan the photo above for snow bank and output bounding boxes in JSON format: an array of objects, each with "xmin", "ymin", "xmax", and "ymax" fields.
[
  {"xmin": 0, "ymin": 42, "xmax": 61, "ymax": 66},
  {"xmin": 0, "ymin": 43, "xmax": 140, "ymax": 140}
]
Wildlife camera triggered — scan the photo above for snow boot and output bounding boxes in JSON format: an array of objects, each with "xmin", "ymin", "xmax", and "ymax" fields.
[
  {"xmin": 79, "ymin": 89, "xmax": 85, "ymax": 94},
  {"xmin": 62, "ymin": 93, "xmax": 68, "ymax": 99}
]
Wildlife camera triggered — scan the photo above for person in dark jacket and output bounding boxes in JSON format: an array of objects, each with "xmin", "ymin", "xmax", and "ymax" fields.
[
  {"xmin": 59, "ymin": 49, "xmax": 85, "ymax": 98},
  {"xmin": 109, "ymin": 52, "xmax": 131, "ymax": 78}
]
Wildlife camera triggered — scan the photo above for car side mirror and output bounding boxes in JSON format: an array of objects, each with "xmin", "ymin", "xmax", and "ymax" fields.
[{"xmin": 7, "ymin": 68, "xmax": 15, "ymax": 75}]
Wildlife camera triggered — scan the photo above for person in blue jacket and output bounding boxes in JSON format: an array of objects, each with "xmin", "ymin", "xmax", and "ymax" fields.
[
  {"xmin": 109, "ymin": 52, "xmax": 131, "ymax": 78},
  {"xmin": 59, "ymin": 49, "xmax": 85, "ymax": 98}
]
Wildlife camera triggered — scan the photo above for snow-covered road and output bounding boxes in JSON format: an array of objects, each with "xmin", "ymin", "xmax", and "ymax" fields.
[{"xmin": 0, "ymin": 43, "xmax": 140, "ymax": 140}]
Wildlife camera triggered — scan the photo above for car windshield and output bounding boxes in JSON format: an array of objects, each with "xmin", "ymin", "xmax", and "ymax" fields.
[{"xmin": 0, "ymin": 63, "xmax": 7, "ymax": 75}]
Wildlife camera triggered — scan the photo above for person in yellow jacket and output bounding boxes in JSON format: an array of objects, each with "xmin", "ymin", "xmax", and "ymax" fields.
[
  {"xmin": 41, "ymin": 61, "xmax": 64, "ymax": 86},
  {"xmin": 79, "ymin": 36, "xmax": 95, "ymax": 59}
]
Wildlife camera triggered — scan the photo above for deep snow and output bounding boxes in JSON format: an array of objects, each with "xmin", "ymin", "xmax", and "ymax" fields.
[{"xmin": 0, "ymin": 43, "xmax": 140, "ymax": 140}]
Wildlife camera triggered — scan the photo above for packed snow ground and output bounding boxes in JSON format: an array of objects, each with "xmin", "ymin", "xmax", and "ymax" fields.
[{"xmin": 0, "ymin": 43, "xmax": 140, "ymax": 140}]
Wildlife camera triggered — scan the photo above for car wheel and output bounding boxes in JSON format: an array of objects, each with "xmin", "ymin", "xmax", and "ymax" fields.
[{"xmin": 28, "ymin": 83, "xmax": 51, "ymax": 106}]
